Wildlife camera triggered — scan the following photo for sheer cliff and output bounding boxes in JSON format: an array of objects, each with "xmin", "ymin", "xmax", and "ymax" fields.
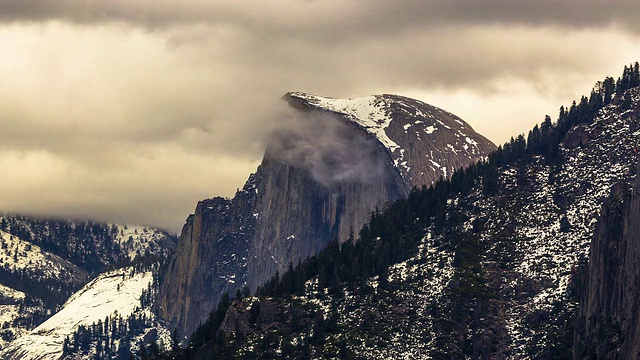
[
  {"xmin": 156, "ymin": 92, "xmax": 495, "ymax": 339},
  {"xmin": 574, "ymin": 164, "xmax": 640, "ymax": 359},
  {"xmin": 174, "ymin": 81, "xmax": 640, "ymax": 359}
]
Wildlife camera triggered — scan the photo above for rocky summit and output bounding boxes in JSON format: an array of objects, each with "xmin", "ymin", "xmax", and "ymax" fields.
[
  {"xmin": 165, "ymin": 69, "xmax": 640, "ymax": 359},
  {"xmin": 156, "ymin": 92, "xmax": 495, "ymax": 339},
  {"xmin": 286, "ymin": 92, "xmax": 496, "ymax": 186}
]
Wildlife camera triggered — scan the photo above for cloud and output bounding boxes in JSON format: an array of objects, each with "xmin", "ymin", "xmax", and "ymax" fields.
[
  {"xmin": 3, "ymin": 1, "xmax": 640, "ymax": 35},
  {"xmin": 267, "ymin": 110, "xmax": 385, "ymax": 188},
  {"xmin": 0, "ymin": 146, "xmax": 258, "ymax": 232},
  {"xmin": 0, "ymin": 3, "xmax": 640, "ymax": 231}
]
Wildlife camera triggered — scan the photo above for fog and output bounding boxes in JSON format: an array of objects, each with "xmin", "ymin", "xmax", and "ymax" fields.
[{"xmin": 267, "ymin": 110, "xmax": 385, "ymax": 189}]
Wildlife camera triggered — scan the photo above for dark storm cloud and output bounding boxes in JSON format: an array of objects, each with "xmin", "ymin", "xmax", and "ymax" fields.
[
  {"xmin": 1, "ymin": 1, "xmax": 637, "ymax": 95},
  {"xmin": 2, "ymin": 0, "xmax": 640, "ymax": 34}
]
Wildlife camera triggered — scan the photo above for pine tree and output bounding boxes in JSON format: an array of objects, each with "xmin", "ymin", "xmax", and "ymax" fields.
[{"xmin": 172, "ymin": 327, "xmax": 180, "ymax": 352}]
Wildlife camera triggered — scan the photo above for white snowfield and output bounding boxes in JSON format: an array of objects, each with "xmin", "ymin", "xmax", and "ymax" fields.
[
  {"xmin": 0, "ymin": 268, "xmax": 152, "ymax": 360},
  {"xmin": 0, "ymin": 230, "xmax": 77, "ymax": 280}
]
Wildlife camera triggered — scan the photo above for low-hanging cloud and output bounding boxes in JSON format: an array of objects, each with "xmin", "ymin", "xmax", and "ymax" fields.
[
  {"xmin": 267, "ymin": 110, "xmax": 385, "ymax": 189},
  {"xmin": 1, "ymin": 2, "xmax": 640, "ymax": 231}
]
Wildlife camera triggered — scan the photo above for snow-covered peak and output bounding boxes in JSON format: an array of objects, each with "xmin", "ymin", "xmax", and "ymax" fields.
[
  {"xmin": 286, "ymin": 92, "xmax": 496, "ymax": 187},
  {"xmin": 37, "ymin": 269, "xmax": 151, "ymax": 334},
  {"xmin": 288, "ymin": 92, "xmax": 399, "ymax": 153}
]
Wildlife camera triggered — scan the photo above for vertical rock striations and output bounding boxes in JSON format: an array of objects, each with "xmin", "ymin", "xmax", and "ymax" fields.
[
  {"xmin": 245, "ymin": 143, "xmax": 408, "ymax": 293},
  {"xmin": 574, "ymin": 163, "xmax": 640, "ymax": 359},
  {"xmin": 156, "ymin": 177, "xmax": 258, "ymax": 340}
]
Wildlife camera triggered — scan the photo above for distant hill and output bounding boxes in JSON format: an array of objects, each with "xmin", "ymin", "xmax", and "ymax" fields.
[{"xmin": 0, "ymin": 214, "xmax": 176, "ymax": 351}]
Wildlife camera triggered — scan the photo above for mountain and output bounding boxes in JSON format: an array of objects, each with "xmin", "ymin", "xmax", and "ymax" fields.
[
  {"xmin": 163, "ymin": 65, "xmax": 640, "ymax": 359},
  {"xmin": 285, "ymin": 92, "xmax": 496, "ymax": 185},
  {"xmin": 0, "ymin": 265, "xmax": 171, "ymax": 360},
  {"xmin": 0, "ymin": 214, "xmax": 176, "ymax": 350},
  {"xmin": 0, "ymin": 215, "xmax": 176, "ymax": 273},
  {"xmin": 573, "ymin": 163, "xmax": 640, "ymax": 359},
  {"xmin": 156, "ymin": 93, "xmax": 495, "ymax": 339}
]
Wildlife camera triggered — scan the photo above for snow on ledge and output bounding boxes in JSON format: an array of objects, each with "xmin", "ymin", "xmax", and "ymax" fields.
[{"xmin": 289, "ymin": 92, "xmax": 400, "ymax": 153}]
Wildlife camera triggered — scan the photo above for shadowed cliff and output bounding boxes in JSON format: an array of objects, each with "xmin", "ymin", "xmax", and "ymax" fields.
[{"xmin": 156, "ymin": 93, "xmax": 495, "ymax": 339}]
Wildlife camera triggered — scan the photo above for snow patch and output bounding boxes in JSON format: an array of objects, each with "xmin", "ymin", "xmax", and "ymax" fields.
[
  {"xmin": 289, "ymin": 92, "xmax": 400, "ymax": 155},
  {"xmin": 1, "ymin": 268, "xmax": 153, "ymax": 360}
]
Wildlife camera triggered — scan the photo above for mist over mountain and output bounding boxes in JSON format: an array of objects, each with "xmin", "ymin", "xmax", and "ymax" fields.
[
  {"xmin": 156, "ymin": 92, "xmax": 495, "ymax": 339},
  {"xmin": 3, "ymin": 56, "xmax": 640, "ymax": 359},
  {"xmin": 160, "ymin": 64, "xmax": 640, "ymax": 359},
  {"xmin": 4, "ymin": 1, "xmax": 640, "ymax": 359}
]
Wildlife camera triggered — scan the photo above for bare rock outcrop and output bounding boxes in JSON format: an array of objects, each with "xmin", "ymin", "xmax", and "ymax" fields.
[{"xmin": 574, "ymin": 164, "xmax": 640, "ymax": 359}]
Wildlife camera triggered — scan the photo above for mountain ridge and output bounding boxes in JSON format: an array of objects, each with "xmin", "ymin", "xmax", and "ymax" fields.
[
  {"xmin": 157, "ymin": 91, "xmax": 496, "ymax": 339},
  {"xmin": 0, "ymin": 214, "xmax": 176, "ymax": 351},
  {"xmin": 285, "ymin": 91, "xmax": 495, "ymax": 185},
  {"xmin": 165, "ymin": 66, "xmax": 640, "ymax": 359}
]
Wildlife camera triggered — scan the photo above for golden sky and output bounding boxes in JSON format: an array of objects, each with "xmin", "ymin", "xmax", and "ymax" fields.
[{"xmin": 2, "ymin": 0, "xmax": 640, "ymax": 231}]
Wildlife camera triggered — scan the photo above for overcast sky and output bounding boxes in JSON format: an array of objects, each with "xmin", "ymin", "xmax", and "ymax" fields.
[{"xmin": 1, "ymin": 0, "xmax": 640, "ymax": 232}]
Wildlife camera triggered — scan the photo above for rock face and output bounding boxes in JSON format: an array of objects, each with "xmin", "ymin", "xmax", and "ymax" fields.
[
  {"xmin": 574, "ymin": 165, "xmax": 640, "ymax": 359},
  {"xmin": 156, "ymin": 92, "xmax": 495, "ymax": 338}
]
